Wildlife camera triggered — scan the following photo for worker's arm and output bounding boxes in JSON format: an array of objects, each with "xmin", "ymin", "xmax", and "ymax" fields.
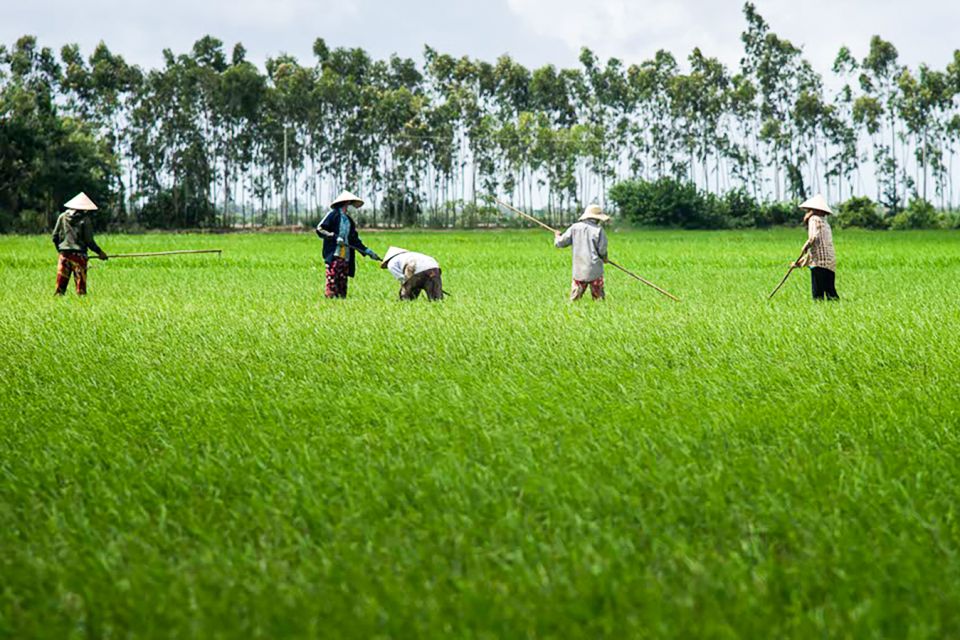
[
  {"xmin": 316, "ymin": 211, "xmax": 336, "ymax": 239},
  {"xmin": 51, "ymin": 216, "xmax": 62, "ymax": 249},
  {"xmin": 596, "ymin": 227, "xmax": 608, "ymax": 262},
  {"xmin": 554, "ymin": 226, "xmax": 573, "ymax": 248},
  {"xmin": 402, "ymin": 260, "xmax": 416, "ymax": 281},
  {"xmin": 84, "ymin": 219, "xmax": 107, "ymax": 260},
  {"xmin": 793, "ymin": 219, "xmax": 817, "ymax": 267},
  {"xmin": 348, "ymin": 223, "xmax": 380, "ymax": 261}
]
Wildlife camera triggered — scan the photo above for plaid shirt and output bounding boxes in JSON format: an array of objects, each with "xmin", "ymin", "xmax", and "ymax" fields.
[{"xmin": 803, "ymin": 215, "xmax": 836, "ymax": 271}]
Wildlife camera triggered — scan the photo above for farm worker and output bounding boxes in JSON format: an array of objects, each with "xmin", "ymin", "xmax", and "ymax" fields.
[
  {"xmin": 380, "ymin": 246, "xmax": 444, "ymax": 301},
  {"xmin": 553, "ymin": 204, "xmax": 609, "ymax": 301},
  {"xmin": 316, "ymin": 190, "xmax": 380, "ymax": 299},
  {"xmin": 52, "ymin": 192, "xmax": 108, "ymax": 296},
  {"xmin": 792, "ymin": 193, "xmax": 839, "ymax": 300}
]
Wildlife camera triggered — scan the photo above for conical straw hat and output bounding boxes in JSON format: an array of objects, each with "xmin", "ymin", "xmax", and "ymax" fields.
[
  {"xmin": 330, "ymin": 190, "xmax": 364, "ymax": 209},
  {"xmin": 799, "ymin": 193, "xmax": 832, "ymax": 215},
  {"xmin": 380, "ymin": 246, "xmax": 408, "ymax": 268},
  {"xmin": 64, "ymin": 192, "xmax": 98, "ymax": 211},
  {"xmin": 579, "ymin": 204, "xmax": 610, "ymax": 223}
]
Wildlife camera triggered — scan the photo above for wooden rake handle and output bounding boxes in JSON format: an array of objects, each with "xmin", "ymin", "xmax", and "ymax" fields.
[
  {"xmin": 494, "ymin": 198, "xmax": 560, "ymax": 234},
  {"xmin": 107, "ymin": 249, "xmax": 222, "ymax": 258},
  {"xmin": 606, "ymin": 259, "xmax": 681, "ymax": 302}
]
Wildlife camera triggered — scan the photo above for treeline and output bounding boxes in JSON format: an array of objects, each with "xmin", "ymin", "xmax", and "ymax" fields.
[{"xmin": 2, "ymin": 3, "xmax": 960, "ymax": 233}]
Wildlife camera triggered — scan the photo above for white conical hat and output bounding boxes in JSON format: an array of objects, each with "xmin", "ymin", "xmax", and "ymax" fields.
[
  {"xmin": 579, "ymin": 204, "xmax": 610, "ymax": 223},
  {"xmin": 330, "ymin": 190, "xmax": 364, "ymax": 209},
  {"xmin": 799, "ymin": 193, "xmax": 832, "ymax": 215},
  {"xmin": 64, "ymin": 192, "xmax": 98, "ymax": 211},
  {"xmin": 380, "ymin": 246, "xmax": 408, "ymax": 268}
]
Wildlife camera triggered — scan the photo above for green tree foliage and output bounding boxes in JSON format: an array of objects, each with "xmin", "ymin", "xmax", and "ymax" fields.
[{"xmin": 2, "ymin": 4, "xmax": 959, "ymax": 231}]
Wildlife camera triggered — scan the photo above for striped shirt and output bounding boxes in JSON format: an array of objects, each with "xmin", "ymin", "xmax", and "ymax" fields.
[{"xmin": 804, "ymin": 215, "xmax": 836, "ymax": 272}]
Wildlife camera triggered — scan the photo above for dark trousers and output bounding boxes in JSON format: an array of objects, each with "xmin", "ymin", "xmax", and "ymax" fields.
[
  {"xmin": 400, "ymin": 268, "xmax": 443, "ymax": 301},
  {"xmin": 811, "ymin": 267, "xmax": 839, "ymax": 300}
]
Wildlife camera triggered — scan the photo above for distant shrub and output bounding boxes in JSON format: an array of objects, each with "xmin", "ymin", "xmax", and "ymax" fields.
[
  {"xmin": 459, "ymin": 202, "xmax": 499, "ymax": 227},
  {"xmin": 721, "ymin": 188, "xmax": 762, "ymax": 228},
  {"xmin": 889, "ymin": 199, "xmax": 942, "ymax": 230},
  {"xmin": 609, "ymin": 178, "xmax": 728, "ymax": 229},
  {"xmin": 836, "ymin": 196, "xmax": 886, "ymax": 229},
  {"xmin": 942, "ymin": 211, "xmax": 960, "ymax": 230},
  {"xmin": 757, "ymin": 201, "xmax": 797, "ymax": 227}
]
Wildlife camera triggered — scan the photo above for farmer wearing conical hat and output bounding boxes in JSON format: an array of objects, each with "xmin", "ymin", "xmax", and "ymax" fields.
[
  {"xmin": 380, "ymin": 246, "xmax": 444, "ymax": 301},
  {"xmin": 554, "ymin": 204, "xmax": 610, "ymax": 301},
  {"xmin": 315, "ymin": 191, "xmax": 380, "ymax": 299},
  {"xmin": 52, "ymin": 192, "xmax": 108, "ymax": 296},
  {"xmin": 792, "ymin": 193, "xmax": 839, "ymax": 300}
]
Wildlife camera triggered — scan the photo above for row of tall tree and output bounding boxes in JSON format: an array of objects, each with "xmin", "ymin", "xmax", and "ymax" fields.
[{"xmin": 2, "ymin": 3, "xmax": 960, "ymax": 230}]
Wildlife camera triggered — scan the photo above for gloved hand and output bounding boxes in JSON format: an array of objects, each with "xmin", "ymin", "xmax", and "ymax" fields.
[
  {"xmin": 98, "ymin": 252, "xmax": 109, "ymax": 261},
  {"xmin": 365, "ymin": 249, "xmax": 381, "ymax": 261}
]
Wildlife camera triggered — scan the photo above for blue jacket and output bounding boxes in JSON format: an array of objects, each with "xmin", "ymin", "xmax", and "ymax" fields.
[{"xmin": 316, "ymin": 208, "xmax": 369, "ymax": 278}]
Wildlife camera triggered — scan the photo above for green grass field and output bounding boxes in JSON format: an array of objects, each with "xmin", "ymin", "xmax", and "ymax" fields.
[{"xmin": 2, "ymin": 227, "xmax": 960, "ymax": 638}]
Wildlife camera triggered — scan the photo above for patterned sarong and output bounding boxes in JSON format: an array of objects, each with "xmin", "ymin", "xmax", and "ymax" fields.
[
  {"xmin": 56, "ymin": 252, "xmax": 88, "ymax": 295},
  {"xmin": 325, "ymin": 257, "xmax": 349, "ymax": 299},
  {"xmin": 570, "ymin": 276, "xmax": 604, "ymax": 301}
]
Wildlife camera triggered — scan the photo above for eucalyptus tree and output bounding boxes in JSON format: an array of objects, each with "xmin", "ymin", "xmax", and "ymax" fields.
[
  {"xmin": 740, "ymin": 2, "xmax": 822, "ymax": 200},
  {"xmin": 60, "ymin": 42, "xmax": 142, "ymax": 217},
  {"xmin": 858, "ymin": 36, "xmax": 904, "ymax": 209},
  {"xmin": 946, "ymin": 51, "xmax": 960, "ymax": 207},
  {"xmin": 490, "ymin": 54, "xmax": 533, "ymax": 207},
  {"xmin": 724, "ymin": 73, "xmax": 761, "ymax": 194},
  {"xmin": 897, "ymin": 65, "xmax": 952, "ymax": 204},
  {"xmin": 577, "ymin": 48, "xmax": 630, "ymax": 203},
  {"xmin": 626, "ymin": 50, "xmax": 680, "ymax": 181},
  {"xmin": 218, "ymin": 44, "xmax": 265, "ymax": 225},
  {"xmin": 670, "ymin": 48, "xmax": 729, "ymax": 192}
]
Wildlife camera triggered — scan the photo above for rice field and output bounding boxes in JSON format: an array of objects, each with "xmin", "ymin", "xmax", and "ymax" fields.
[{"xmin": 2, "ymin": 227, "xmax": 960, "ymax": 638}]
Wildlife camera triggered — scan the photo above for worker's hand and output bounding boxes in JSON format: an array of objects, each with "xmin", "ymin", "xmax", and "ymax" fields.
[
  {"xmin": 366, "ymin": 249, "xmax": 381, "ymax": 261},
  {"xmin": 791, "ymin": 261, "xmax": 801, "ymax": 268},
  {"xmin": 554, "ymin": 232, "xmax": 561, "ymax": 241},
  {"xmin": 98, "ymin": 252, "xmax": 109, "ymax": 261}
]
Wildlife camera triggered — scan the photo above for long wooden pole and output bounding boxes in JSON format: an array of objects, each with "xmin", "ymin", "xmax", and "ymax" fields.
[
  {"xmin": 494, "ymin": 198, "xmax": 560, "ymax": 234},
  {"xmin": 494, "ymin": 196, "xmax": 679, "ymax": 302},
  {"xmin": 107, "ymin": 249, "xmax": 222, "ymax": 258},
  {"xmin": 606, "ymin": 259, "xmax": 681, "ymax": 302},
  {"xmin": 767, "ymin": 248, "xmax": 808, "ymax": 300}
]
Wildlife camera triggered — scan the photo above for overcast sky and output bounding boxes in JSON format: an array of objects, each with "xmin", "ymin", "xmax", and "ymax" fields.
[{"xmin": 3, "ymin": 0, "xmax": 959, "ymax": 78}]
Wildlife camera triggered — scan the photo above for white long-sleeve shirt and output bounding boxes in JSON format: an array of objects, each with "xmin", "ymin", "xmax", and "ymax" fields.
[
  {"xmin": 555, "ymin": 220, "xmax": 608, "ymax": 281},
  {"xmin": 385, "ymin": 251, "xmax": 440, "ymax": 281}
]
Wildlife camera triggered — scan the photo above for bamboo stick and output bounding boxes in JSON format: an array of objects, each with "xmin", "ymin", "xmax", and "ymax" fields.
[
  {"xmin": 767, "ymin": 248, "xmax": 808, "ymax": 299},
  {"xmin": 494, "ymin": 198, "xmax": 560, "ymax": 234},
  {"xmin": 107, "ymin": 249, "xmax": 222, "ymax": 258},
  {"xmin": 606, "ymin": 259, "xmax": 681, "ymax": 302}
]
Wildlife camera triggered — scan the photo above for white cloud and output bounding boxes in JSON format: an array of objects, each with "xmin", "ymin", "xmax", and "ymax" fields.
[{"xmin": 506, "ymin": 0, "xmax": 960, "ymax": 75}]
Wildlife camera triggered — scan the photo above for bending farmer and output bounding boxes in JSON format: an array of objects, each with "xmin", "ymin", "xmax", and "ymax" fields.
[
  {"xmin": 316, "ymin": 190, "xmax": 380, "ymax": 299},
  {"xmin": 554, "ymin": 204, "xmax": 609, "ymax": 301},
  {"xmin": 52, "ymin": 192, "xmax": 108, "ymax": 296},
  {"xmin": 380, "ymin": 246, "xmax": 444, "ymax": 301},
  {"xmin": 793, "ymin": 194, "xmax": 839, "ymax": 300}
]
